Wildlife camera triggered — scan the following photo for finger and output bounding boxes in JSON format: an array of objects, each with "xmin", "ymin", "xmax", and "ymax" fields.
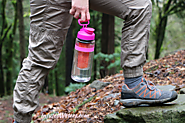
[
  {"xmin": 74, "ymin": 11, "xmax": 80, "ymax": 19},
  {"xmin": 69, "ymin": 8, "xmax": 76, "ymax": 15},
  {"xmin": 80, "ymin": 11, "xmax": 86, "ymax": 22},
  {"xmin": 86, "ymin": 11, "xmax": 90, "ymax": 21}
]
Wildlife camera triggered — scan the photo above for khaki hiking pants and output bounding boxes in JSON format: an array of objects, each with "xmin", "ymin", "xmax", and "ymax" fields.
[{"xmin": 13, "ymin": 0, "xmax": 152, "ymax": 122}]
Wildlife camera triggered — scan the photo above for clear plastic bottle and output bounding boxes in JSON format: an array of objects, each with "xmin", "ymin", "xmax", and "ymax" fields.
[{"xmin": 71, "ymin": 20, "xmax": 95, "ymax": 82}]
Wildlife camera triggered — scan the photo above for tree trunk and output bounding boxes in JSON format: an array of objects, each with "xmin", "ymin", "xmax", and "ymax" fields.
[
  {"xmin": 0, "ymin": 46, "xmax": 5, "ymax": 97},
  {"xmin": 48, "ymin": 70, "xmax": 54, "ymax": 95},
  {"xmin": 155, "ymin": 15, "xmax": 168, "ymax": 59},
  {"xmin": 55, "ymin": 68, "xmax": 59, "ymax": 96},
  {"xmin": 93, "ymin": 14, "xmax": 97, "ymax": 80},
  {"xmin": 5, "ymin": 1, "xmax": 18, "ymax": 95},
  {"xmin": 154, "ymin": 0, "xmax": 174, "ymax": 59},
  {"xmin": 65, "ymin": 22, "xmax": 75, "ymax": 86},
  {"xmin": 91, "ymin": 11, "xmax": 101, "ymax": 80},
  {"xmin": 100, "ymin": 14, "xmax": 115, "ymax": 78},
  {"xmin": 42, "ymin": 76, "xmax": 48, "ymax": 94},
  {"xmin": 93, "ymin": 41, "xmax": 97, "ymax": 80},
  {"xmin": 0, "ymin": 0, "xmax": 8, "ymax": 97},
  {"xmin": 17, "ymin": 0, "xmax": 26, "ymax": 67}
]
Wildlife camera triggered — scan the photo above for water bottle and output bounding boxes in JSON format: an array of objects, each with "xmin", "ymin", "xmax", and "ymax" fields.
[{"xmin": 71, "ymin": 20, "xmax": 95, "ymax": 82}]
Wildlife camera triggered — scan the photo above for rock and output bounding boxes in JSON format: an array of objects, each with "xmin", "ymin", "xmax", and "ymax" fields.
[
  {"xmin": 104, "ymin": 113, "xmax": 124, "ymax": 123},
  {"xmin": 104, "ymin": 94, "xmax": 185, "ymax": 123},
  {"xmin": 180, "ymin": 88, "xmax": 185, "ymax": 94},
  {"xmin": 103, "ymin": 93, "xmax": 120, "ymax": 100},
  {"xmin": 89, "ymin": 80, "xmax": 111, "ymax": 90},
  {"xmin": 113, "ymin": 74, "xmax": 123, "ymax": 78},
  {"xmin": 156, "ymin": 85, "xmax": 176, "ymax": 91},
  {"xmin": 114, "ymin": 100, "xmax": 120, "ymax": 106},
  {"xmin": 120, "ymin": 106, "xmax": 125, "ymax": 109}
]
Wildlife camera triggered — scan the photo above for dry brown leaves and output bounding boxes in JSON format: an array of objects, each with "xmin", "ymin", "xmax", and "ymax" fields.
[
  {"xmin": 143, "ymin": 50, "xmax": 185, "ymax": 91},
  {"xmin": 32, "ymin": 50, "xmax": 185, "ymax": 123}
]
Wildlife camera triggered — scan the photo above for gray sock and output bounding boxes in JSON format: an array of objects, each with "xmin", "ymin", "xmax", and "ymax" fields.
[{"xmin": 124, "ymin": 76, "xmax": 142, "ymax": 89}]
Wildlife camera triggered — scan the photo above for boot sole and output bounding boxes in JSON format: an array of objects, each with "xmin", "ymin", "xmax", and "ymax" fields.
[{"xmin": 120, "ymin": 92, "xmax": 178, "ymax": 107}]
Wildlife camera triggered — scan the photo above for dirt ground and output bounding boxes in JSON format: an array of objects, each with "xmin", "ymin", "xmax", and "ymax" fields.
[{"xmin": 0, "ymin": 93, "xmax": 62, "ymax": 123}]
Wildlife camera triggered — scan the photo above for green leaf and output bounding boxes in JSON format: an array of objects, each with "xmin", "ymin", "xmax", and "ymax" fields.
[
  {"xmin": 65, "ymin": 83, "xmax": 86, "ymax": 93},
  {"xmin": 107, "ymin": 60, "xmax": 120, "ymax": 69},
  {"xmin": 105, "ymin": 58, "xmax": 109, "ymax": 62},
  {"xmin": 100, "ymin": 66, "xmax": 104, "ymax": 69}
]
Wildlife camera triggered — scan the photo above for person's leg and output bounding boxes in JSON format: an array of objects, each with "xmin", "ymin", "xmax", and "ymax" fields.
[
  {"xmin": 13, "ymin": 0, "xmax": 73, "ymax": 122},
  {"xmin": 90, "ymin": 0, "xmax": 177, "ymax": 106},
  {"xmin": 90, "ymin": 0, "xmax": 151, "ymax": 86}
]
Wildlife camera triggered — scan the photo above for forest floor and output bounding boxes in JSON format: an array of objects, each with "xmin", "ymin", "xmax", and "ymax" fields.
[
  {"xmin": 0, "ymin": 93, "xmax": 62, "ymax": 123},
  {"xmin": 0, "ymin": 50, "xmax": 184, "ymax": 123}
]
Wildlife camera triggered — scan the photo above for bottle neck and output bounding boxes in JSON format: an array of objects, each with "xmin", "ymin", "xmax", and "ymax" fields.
[{"xmin": 77, "ymin": 38, "xmax": 94, "ymax": 44}]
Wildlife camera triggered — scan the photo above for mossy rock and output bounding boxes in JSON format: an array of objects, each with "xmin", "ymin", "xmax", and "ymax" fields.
[{"xmin": 104, "ymin": 95, "xmax": 185, "ymax": 123}]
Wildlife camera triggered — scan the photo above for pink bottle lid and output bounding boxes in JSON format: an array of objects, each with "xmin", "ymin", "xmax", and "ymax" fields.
[{"xmin": 77, "ymin": 19, "xmax": 95, "ymax": 41}]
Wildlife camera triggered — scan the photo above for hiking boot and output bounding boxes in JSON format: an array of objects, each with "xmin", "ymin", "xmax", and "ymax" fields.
[{"xmin": 120, "ymin": 78, "xmax": 178, "ymax": 107}]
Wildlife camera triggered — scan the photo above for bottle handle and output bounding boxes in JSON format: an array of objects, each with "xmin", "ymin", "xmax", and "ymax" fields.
[{"xmin": 78, "ymin": 19, "xmax": 89, "ymax": 28}]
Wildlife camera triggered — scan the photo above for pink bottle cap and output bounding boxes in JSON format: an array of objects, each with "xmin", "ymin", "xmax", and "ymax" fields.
[{"xmin": 77, "ymin": 19, "xmax": 95, "ymax": 41}]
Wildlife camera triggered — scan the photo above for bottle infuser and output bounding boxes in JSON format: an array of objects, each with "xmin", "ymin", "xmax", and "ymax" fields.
[{"xmin": 71, "ymin": 19, "xmax": 95, "ymax": 82}]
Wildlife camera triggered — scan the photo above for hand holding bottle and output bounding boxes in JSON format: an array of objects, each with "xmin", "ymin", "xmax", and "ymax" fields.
[{"xmin": 70, "ymin": 0, "xmax": 90, "ymax": 22}]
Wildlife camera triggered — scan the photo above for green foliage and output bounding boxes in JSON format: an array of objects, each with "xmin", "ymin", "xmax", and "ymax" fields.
[
  {"xmin": 0, "ymin": 95, "xmax": 12, "ymax": 101},
  {"xmin": 94, "ymin": 52, "xmax": 119, "ymax": 62},
  {"xmin": 152, "ymin": 0, "xmax": 185, "ymax": 59},
  {"xmin": 65, "ymin": 83, "xmax": 86, "ymax": 93},
  {"xmin": 107, "ymin": 60, "xmax": 120, "ymax": 70},
  {"xmin": 149, "ymin": 1, "xmax": 185, "ymax": 59},
  {"xmin": 23, "ymin": 12, "xmax": 30, "ymax": 18},
  {"xmin": 93, "ymin": 52, "xmax": 121, "ymax": 78},
  {"xmin": 94, "ymin": 52, "xmax": 120, "ymax": 69}
]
